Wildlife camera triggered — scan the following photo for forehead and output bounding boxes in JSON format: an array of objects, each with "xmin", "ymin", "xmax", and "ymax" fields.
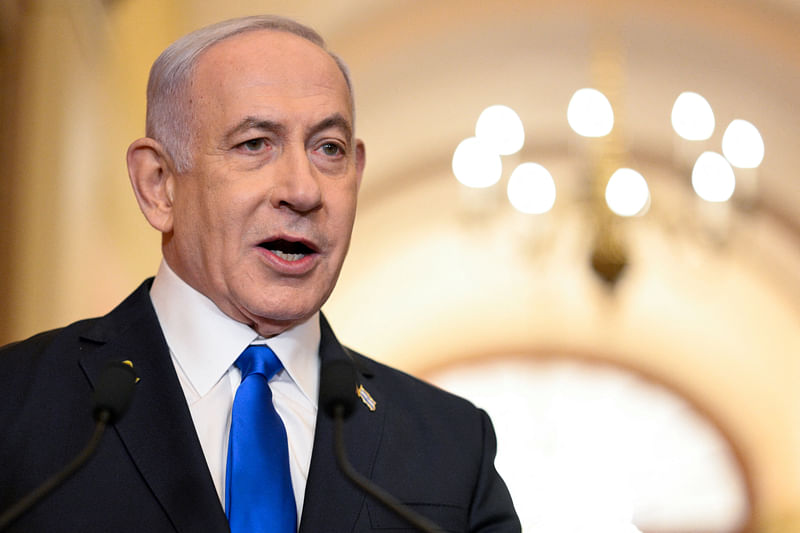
[{"xmin": 189, "ymin": 30, "xmax": 352, "ymax": 125}]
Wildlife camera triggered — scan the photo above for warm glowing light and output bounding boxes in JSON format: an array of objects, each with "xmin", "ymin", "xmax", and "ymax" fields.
[
  {"xmin": 671, "ymin": 92, "xmax": 715, "ymax": 141},
  {"xmin": 722, "ymin": 119, "xmax": 765, "ymax": 168},
  {"xmin": 475, "ymin": 105, "xmax": 525, "ymax": 156},
  {"xmin": 692, "ymin": 151, "xmax": 736, "ymax": 202},
  {"xmin": 605, "ymin": 168, "xmax": 650, "ymax": 217},
  {"xmin": 507, "ymin": 163, "xmax": 556, "ymax": 214},
  {"xmin": 567, "ymin": 88, "xmax": 614, "ymax": 137},
  {"xmin": 452, "ymin": 136, "xmax": 503, "ymax": 188}
]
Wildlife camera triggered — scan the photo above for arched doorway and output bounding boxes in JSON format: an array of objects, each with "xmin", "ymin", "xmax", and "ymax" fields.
[{"xmin": 425, "ymin": 353, "xmax": 752, "ymax": 533}]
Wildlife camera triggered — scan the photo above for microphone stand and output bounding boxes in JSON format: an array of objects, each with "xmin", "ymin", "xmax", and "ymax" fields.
[
  {"xmin": 331, "ymin": 405, "xmax": 444, "ymax": 533},
  {"xmin": 0, "ymin": 360, "xmax": 136, "ymax": 531}
]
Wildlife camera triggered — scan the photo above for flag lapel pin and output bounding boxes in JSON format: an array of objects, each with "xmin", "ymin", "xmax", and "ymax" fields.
[{"xmin": 356, "ymin": 384, "xmax": 377, "ymax": 412}]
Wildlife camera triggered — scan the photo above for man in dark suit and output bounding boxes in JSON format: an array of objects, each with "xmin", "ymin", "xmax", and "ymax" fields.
[{"xmin": 0, "ymin": 15, "xmax": 520, "ymax": 532}]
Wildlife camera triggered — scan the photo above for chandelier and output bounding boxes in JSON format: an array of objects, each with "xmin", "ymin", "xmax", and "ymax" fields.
[{"xmin": 451, "ymin": 42, "xmax": 765, "ymax": 287}]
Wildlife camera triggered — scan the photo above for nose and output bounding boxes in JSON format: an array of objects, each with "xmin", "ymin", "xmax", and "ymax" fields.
[{"xmin": 269, "ymin": 145, "xmax": 323, "ymax": 214}]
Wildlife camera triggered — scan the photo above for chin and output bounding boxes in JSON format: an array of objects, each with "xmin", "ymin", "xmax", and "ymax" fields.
[
  {"xmin": 244, "ymin": 296, "xmax": 320, "ymax": 332},
  {"xmin": 231, "ymin": 273, "xmax": 335, "ymax": 330}
]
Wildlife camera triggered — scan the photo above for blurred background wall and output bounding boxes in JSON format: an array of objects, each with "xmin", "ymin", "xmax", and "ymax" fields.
[{"xmin": 1, "ymin": 1, "xmax": 799, "ymax": 532}]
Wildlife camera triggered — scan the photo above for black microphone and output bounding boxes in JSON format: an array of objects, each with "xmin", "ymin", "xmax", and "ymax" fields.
[
  {"xmin": 320, "ymin": 359, "xmax": 444, "ymax": 533},
  {"xmin": 0, "ymin": 360, "xmax": 138, "ymax": 531}
]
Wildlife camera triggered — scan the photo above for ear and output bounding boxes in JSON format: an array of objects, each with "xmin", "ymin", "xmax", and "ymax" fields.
[
  {"xmin": 127, "ymin": 138, "xmax": 176, "ymax": 233},
  {"xmin": 354, "ymin": 139, "xmax": 366, "ymax": 191}
]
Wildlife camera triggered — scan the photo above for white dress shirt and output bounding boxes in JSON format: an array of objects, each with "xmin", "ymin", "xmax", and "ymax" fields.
[{"xmin": 149, "ymin": 260, "xmax": 319, "ymax": 521}]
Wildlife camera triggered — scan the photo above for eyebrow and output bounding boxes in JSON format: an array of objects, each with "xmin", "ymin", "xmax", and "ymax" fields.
[
  {"xmin": 222, "ymin": 117, "xmax": 285, "ymax": 145},
  {"xmin": 222, "ymin": 113, "xmax": 354, "ymax": 146},
  {"xmin": 306, "ymin": 113, "xmax": 353, "ymax": 142}
]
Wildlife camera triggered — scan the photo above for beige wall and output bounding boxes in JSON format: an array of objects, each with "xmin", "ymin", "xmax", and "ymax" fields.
[{"xmin": 1, "ymin": 0, "xmax": 179, "ymax": 341}]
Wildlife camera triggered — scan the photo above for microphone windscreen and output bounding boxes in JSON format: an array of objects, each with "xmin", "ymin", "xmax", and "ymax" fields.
[
  {"xmin": 92, "ymin": 361, "xmax": 138, "ymax": 424},
  {"xmin": 320, "ymin": 359, "xmax": 357, "ymax": 420}
]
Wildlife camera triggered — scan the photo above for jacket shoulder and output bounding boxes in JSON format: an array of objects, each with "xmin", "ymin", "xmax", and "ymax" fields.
[{"xmin": 340, "ymin": 348, "xmax": 522, "ymax": 532}]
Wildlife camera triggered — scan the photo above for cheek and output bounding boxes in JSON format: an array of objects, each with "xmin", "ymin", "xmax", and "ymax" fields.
[
  {"xmin": 171, "ymin": 184, "xmax": 238, "ymax": 256},
  {"xmin": 329, "ymin": 188, "xmax": 358, "ymax": 237}
]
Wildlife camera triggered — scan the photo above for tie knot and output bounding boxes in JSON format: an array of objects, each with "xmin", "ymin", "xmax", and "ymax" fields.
[{"xmin": 235, "ymin": 345, "xmax": 283, "ymax": 381}]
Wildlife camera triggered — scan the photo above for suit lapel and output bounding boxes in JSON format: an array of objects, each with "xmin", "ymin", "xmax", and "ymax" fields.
[
  {"xmin": 78, "ymin": 281, "xmax": 230, "ymax": 533},
  {"xmin": 299, "ymin": 316, "xmax": 385, "ymax": 532}
]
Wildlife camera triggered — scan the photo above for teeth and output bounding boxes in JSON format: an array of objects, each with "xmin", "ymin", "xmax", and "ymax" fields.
[{"xmin": 272, "ymin": 250, "xmax": 305, "ymax": 262}]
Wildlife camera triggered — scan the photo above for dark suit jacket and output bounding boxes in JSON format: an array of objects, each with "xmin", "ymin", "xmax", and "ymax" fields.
[{"xmin": 0, "ymin": 280, "xmax": 520, "ymax": 532}]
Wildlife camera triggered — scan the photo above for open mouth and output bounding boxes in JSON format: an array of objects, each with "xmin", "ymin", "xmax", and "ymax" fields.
[{"xmin": 258, "ymin": 239, "xmax": 316, "ymax": 262}]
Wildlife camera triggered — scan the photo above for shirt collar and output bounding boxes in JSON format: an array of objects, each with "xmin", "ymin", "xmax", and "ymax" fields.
[{"xmin": 149, "ymin": 259, "xmax": 320, "ymax": 405}]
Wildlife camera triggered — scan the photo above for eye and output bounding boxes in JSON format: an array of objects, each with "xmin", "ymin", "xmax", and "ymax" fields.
[
  {"xmin": 239, "ymin": 138, "xmax": 268, "ymax": 152},
  {"xmin": 319, "ymin": 142, "xmax": 344, "ymax": 157}
]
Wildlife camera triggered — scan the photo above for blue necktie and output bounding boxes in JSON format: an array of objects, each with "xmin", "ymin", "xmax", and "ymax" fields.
[{"xmin": 226, "ymin": 345, "xmax": 296, "ymax": 533}]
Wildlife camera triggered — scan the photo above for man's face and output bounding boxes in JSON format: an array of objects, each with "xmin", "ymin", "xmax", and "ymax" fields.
[{"xmin": 162, "ymin": 30, "xmax": 365, "ymax": 337}]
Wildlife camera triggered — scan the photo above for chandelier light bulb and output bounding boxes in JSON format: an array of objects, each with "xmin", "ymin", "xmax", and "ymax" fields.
[
  {"xmin": 605, "ymin": 168, "xmax": 650, "ymax": 217},
  {"xmin": 475, "ymin": 105, "xmax": 526, "ymax": 156},
  {"xmin": 671, "ymin": 92, "xmax": 715, "ymax": 141},
  {"xmin": 506, "ymin": 162, "xmax": 556, "ymax": 214},
  {"xmin": 452, "ymin": 136, "xmax": 503, "ymax": 188},
  {"xmin": 567, "ymin": 88, "xmax": 614, "ymax": 138},
  {"xmin": 692, "ymin": 151, "xmax": 736, "ymax": 202},
  {"xmin": 722, "ymin": 119, "xmax": 765, "ymax": 168}
]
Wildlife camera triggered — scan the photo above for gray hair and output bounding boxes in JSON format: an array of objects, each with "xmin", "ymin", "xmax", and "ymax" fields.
[{"xmin": 145, "ymin": 15, "xmax": 354, "ymax": 173}]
